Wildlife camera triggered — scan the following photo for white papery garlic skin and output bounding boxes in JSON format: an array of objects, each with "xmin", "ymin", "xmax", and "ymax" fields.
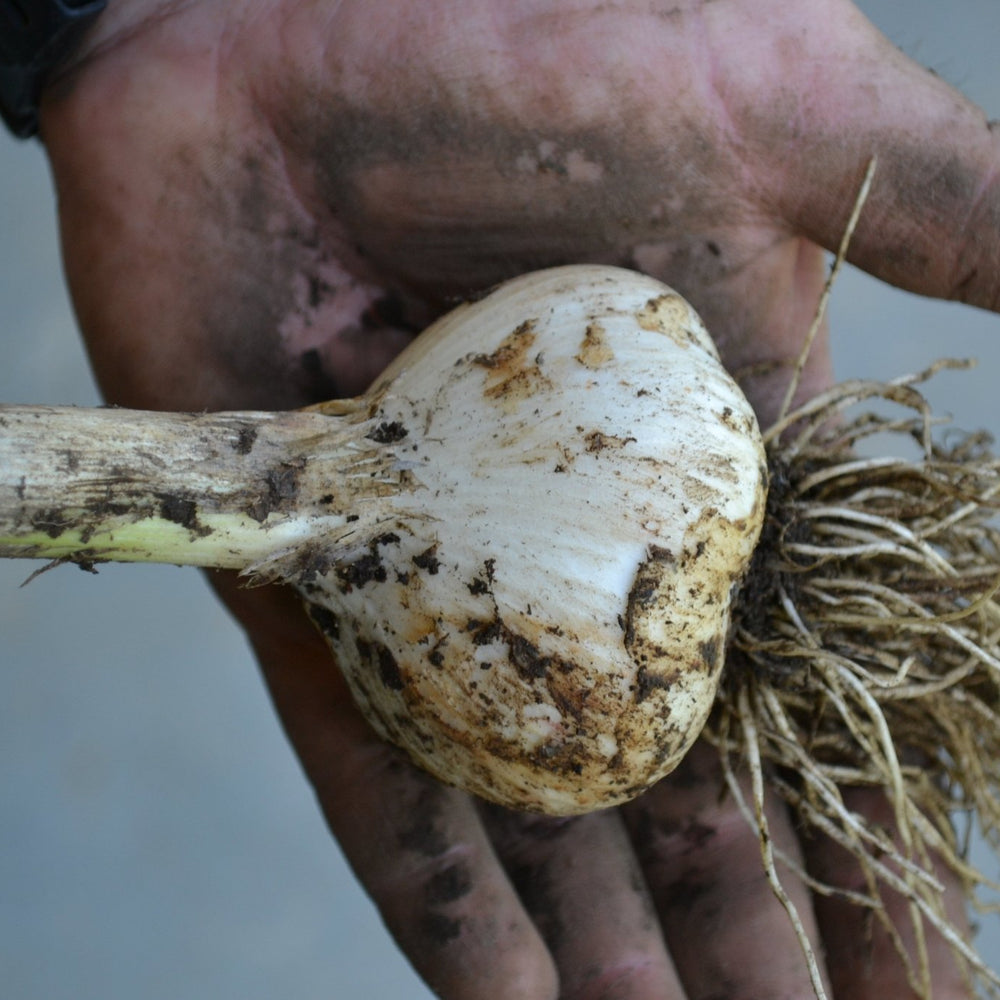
[{"xmin": 267, "ymin": 266, "xmax": 767, "ymax": 814}]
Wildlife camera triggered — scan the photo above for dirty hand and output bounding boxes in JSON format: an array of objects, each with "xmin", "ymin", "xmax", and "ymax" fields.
[{"xmin": 39, "ymin": 0, "xmax": 997, "ymax": 996}]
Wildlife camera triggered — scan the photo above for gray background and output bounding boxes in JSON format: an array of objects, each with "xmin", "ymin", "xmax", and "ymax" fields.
[{"xmin": 1, "ymin": 2, "xmax": 998, "ymax": 996}]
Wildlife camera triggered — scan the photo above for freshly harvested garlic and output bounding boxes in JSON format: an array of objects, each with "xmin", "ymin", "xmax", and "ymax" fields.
[{"xmin": 0, "ymin": 266, "xmax": 767, "ymax": 813}]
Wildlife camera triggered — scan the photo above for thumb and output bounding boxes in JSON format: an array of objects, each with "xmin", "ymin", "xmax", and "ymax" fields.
[{"xmin": 739, "ymin": 0, "xmax": 999, "ymax": 311}]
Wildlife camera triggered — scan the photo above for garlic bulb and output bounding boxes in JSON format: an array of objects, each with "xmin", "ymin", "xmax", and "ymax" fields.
[{"xmin": 0, "ymin": 266, "xmax": 766, "ymax": 814}]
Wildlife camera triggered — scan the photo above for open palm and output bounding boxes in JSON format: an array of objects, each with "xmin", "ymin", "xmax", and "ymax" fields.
[{"xmin": 40, "ymin": 1, "xmax": 999, "ymax": 996}]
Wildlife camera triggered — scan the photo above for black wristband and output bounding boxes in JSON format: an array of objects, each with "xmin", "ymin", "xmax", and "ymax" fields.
[{"xmin": 0, "ymin": 0, "xmax": 108, "ymax": 138}]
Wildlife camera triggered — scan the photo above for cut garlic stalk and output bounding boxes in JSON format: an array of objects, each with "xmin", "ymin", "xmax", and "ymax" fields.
[{"xmin": 0, "ymin": 265, "xmax": 766, "ymax": 814}]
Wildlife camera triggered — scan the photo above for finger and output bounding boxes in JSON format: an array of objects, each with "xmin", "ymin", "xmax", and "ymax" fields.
[
  {"xmin": 210, "ymin": 573, "xmax": 558, "ymax": 1000},
  {"xmin": 721, "ymin": 0, "xmax": 999, "ymax": 309},
  {"xmin": 803, "ymin": 786, "xmax": 973, "ymax": 999},
  {"xmin": 481, "ymin": 805, "xmax": 685, "ymax": 1000},
  {"xmin": 622, "ymin": 742, "xmax": 833, "ymax": 999}
]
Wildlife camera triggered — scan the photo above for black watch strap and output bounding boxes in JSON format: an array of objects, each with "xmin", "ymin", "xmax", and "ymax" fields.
[{"xmin": 0, "ymin": 0, "xmax": 108, "ymax": 138}]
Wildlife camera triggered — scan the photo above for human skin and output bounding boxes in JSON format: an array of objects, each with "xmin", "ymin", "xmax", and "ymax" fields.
[{"xmin": 35, "ymin": 1, "xmax": 999, "ymax": 997}]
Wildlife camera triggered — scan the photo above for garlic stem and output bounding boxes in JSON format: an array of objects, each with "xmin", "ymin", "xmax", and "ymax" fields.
[{"xmin": 0, "ymin": 403, "xmax": 377, "ymax": 569}]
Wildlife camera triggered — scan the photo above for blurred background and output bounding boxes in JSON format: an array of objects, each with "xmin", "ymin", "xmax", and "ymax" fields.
[{"xmin": 1, "ymin": 1, "xmax": 998, "ymax": 996}]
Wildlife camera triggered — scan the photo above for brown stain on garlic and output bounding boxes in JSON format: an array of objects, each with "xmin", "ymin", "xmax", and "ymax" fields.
[
  {"xmin": 636, "ymin": 294, "xmax": 704, "ymax": 349},
  {"xmin": 575, "ymin": 321, "xmax": 615, "ymax": 369},
  {"xmin": 717, "ymin": 404, "xmax": 757, "ymax": 438},
  {"xmin": 156, "ymin": 493, "xmax": 208, "ymax": 535},
  {"xmin": 402, "ymin": 610, "xmax": 440, "ymax": 646},
  {"xmin": 624, "ymin": 545, "xmax": 680, "ymax": 705},
  {"xmin": 306, "ymin": 601, "xmax": 341, "ymax": 642},
  {"xmin": 583, "ymin": 429, "xmax": 637, "ymax": 454},
  {"xmin": 357, "ymin": 637, "xmax": 406, "ymax": 692},
  {"xmin": 620, "ymin": 533, "xmax": 736, "ymax": 800},
  {"xmin": 474, "ymin": 320, "xmax": 552, "ymax": 411},
  {"xmin": 245, "ymin": 458, "xmax": 306, "ymax": 522}
]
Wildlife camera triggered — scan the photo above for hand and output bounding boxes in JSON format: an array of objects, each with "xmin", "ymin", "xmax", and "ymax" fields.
[{"xmin": 39, "ymin": 1, "xmax": 998, "ymax": 996}]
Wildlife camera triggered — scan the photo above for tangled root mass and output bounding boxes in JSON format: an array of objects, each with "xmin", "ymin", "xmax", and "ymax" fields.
[{"xmin": 718, "ymin": 360, "xmax": 1000, "ymax": 999}]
